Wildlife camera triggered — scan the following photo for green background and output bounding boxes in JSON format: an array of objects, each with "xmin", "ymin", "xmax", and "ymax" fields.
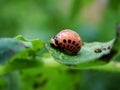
[{"xmin": 0, "ymin": 0, "xmax": 120, "ymax": 90}]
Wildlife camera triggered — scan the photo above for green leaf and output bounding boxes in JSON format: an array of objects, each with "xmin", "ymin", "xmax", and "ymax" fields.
[
  {"xmin": 31, "ymin": 39, "xmax": 44, "ymax": 51},
  {"xmin": 15, "ymin": 35, "xmax": 44, "ymax": 51},
  {"xmin": 46, "ymin": 40, "xmax": 113, "ymax": 65},
  {"xmin": 46, "ymin": 25, "xmax": 120, "ymax": 72},
  {"xmin": 0, "ymin": 35, "xmax": 44, "ymax": 74},
  {"xmin": 15, "ymin": 35, "xmax": 28, "ymax": 41},
  {"xmin": 0, "ymin": 38, "xmax": 26, "ymax": 65}
]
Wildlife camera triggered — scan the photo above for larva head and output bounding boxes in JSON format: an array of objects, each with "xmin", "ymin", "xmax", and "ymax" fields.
[{"xmin": 50, "ymin": 29, "xmax": 82, "ymax": 55}]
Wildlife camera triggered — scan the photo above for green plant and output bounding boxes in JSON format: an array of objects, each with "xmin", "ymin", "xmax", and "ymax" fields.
[
  {"xmin": 0, "ymin": 25, "xmax": 120, "ymax": 90},
  {"xmin": 0, "ymin": 25, "xmax": 120, "ymax": 74}
]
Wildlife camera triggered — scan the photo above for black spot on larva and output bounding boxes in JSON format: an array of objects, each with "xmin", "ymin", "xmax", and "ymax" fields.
[
  {"xmin": 73, "ymin": 47, "xmax": 75, "ymax": 50},
  {"xmin": 59, "ymin": 43, "xmax": 62, "ymax": 46},
  {"xmin": 67, "ymin": 45, "xmax": 69, "ymax": 48},
  {"xmin": 55, "ymin": 40, "xmax": 58, "ymax": 45},
  {"xmin": 70, "ymin": 46, "xmax": 73, "ymax": 49},
  {"xmin": 78, "ymin": 46, "xmax": 80, "ymax": 49},
  {"xmin": 63, "ymin": 44, "xmax": 65, "ymax": 47},
  {"xmin": 68, "ymin": 39, "xmax": 71, "ymax": 43},
  {"xmin": 76, "ymin": 43, "xmax": 78, "ymax": 46},
  {"xmin": 63, "ymin": 39, "xmax": 66, "ymax": 43},
  {"xmin": 72, "ymin": 41, "xmax": 75, "ymax": 45},
  {"xmin": 94, "ymin": 49, "xmax": 102, "ymax": 53}
]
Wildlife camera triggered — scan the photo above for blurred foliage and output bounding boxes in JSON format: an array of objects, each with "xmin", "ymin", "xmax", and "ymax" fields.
[
  {"xmin": 20, "ymin": 67, "xmax": 81, "ymax": 90},
  {"xmin": 0, "ymin": 0, "xmax": 120, "ymax": 90},
  {"xmin": 0, "ymin": 35, "xmax": 44, "ymax": 74}
]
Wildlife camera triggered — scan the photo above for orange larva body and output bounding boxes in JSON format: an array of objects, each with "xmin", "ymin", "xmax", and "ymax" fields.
[{"xmin": 50, "ymin": 29, "xmax": 82, "ymax": 55}]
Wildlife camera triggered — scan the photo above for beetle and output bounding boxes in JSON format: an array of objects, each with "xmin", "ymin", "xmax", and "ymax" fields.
[{"xmin": 50, "ymin": 29, "xmax": 82, "ymax": 55}]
